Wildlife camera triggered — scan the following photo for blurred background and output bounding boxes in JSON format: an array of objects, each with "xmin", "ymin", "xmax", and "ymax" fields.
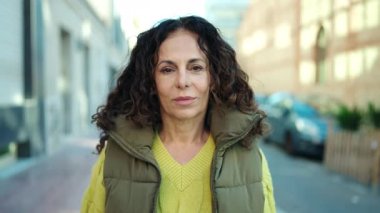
[{"xmin": 0, "ymin": 0, "xmax": 379, "ymax": 212}]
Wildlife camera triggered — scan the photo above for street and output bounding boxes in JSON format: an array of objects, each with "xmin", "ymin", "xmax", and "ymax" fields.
[
  {"xmin": 260, "ymin": 141, "xmax": 380, "ymax": 213},
  {"xmin": 0, "ymin": 136, "xmax": 98, "ymax": 213}
]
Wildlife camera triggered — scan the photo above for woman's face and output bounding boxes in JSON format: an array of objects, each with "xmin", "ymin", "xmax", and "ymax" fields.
[{"xmin": 155, "ymin": 29, "xmax": 210, "ymax": 122}]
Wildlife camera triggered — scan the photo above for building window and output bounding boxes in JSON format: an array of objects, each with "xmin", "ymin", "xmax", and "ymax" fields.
[
  {"xmin": 316, "ymin": 26, "xmax": 327, "ymax": 84},
  {"xmin": 334, "ymin": 11, "xmax": 348, "ymax": 37},
  {"xmin": 350, "ymin": 3, "xmax": 364, "ymax": 33},
  {"xmin": 348, "ymin": 49, "xmax": 364, "ymax": 79},
  {"xmin": 365, "ymin": 46, "xmax": 379, "ymax": 73},
  {"xmin": 365, "ymin": 0, "xmax": 380, "ymax": 29},
  {"xmin": 320, "ymin": 0, "xmax": 331, "ymax": 18},
  {"xmin": 333, "ymin": 53, "xmax": 348, "ymax": 81},
  {"xmin": 300, "ymin": 60, "xmax": 315, "ymax": 85},
  {"xmin": 301, "ymin": 0, "xmax": 331, "ymax": 24}
]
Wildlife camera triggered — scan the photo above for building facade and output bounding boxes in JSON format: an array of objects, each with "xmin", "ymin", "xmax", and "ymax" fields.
[
  {"xmin": 238, "ymin": 0, "xmax": 380, "ymax": 108},
  {"xmin": 206, "ymin": 0, "xmax": 251, "ymax": 48},
  {"xmin": 0, "ymin": 0, "xmax": 127, "ymax": 158}
]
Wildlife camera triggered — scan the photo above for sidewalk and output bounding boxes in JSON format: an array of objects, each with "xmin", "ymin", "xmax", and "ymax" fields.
[{"xmin": 0, "ymin": 136, "xmax": 99, "ymax": 213}]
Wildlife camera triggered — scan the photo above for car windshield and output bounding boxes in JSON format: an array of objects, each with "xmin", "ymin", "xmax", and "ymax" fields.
[{"xmin": 293, "ymin": 101, "xmax": 319, "ymax": 117}]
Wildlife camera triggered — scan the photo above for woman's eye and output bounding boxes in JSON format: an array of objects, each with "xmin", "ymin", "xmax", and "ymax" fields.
[
  {"xmin": 160, "ymin": 67, "xmax": 174, "ymax": 73},
  {"xmin": 192, "ymin": 65, "xmax": 204, "ymax": 72}
]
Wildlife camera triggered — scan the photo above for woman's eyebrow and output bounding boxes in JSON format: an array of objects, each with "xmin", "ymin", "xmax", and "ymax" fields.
[
  {"xmin": 188, "ymin": 58, "xmax": 206, "ymax": 63},
  {"xmin": 157, "ymin": 60, "xmax": 176, "ymax": 66},
  {"xmin": 157, "ymin": 58, "xmax": 206, "ymax": 66}
]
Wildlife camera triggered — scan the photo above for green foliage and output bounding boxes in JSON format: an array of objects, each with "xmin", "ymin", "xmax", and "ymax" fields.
[
  {"xmin": 335, "ymin": 105, "xmax": 362, "ymax": 131},
  {"xmin": 367, "ymin": 102, "xmax": 380, "ymax": 128}
]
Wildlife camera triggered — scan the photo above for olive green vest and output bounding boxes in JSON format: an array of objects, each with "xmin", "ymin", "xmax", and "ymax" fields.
[{"xmin": 103, "ymin": 106, "xmax": 265, "ymax": 213}]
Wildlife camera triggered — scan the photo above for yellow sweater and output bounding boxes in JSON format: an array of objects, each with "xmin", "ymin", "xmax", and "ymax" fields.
[
  {"xmin": 153, "ymin": 134, "xmax": 214, "ymax": 213},
  {"xmin": 80, "ymin": 137, "xmax": 276, "ymax": 213}
]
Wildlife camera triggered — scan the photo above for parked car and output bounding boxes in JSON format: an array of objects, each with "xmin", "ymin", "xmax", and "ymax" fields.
[
  {"xmin": 254, "ymin": 93, "xmax": 268, "ymax": 107},
  {"xmin": 262, "ymin": 92, "xmax": 328, "ymax": 157}
]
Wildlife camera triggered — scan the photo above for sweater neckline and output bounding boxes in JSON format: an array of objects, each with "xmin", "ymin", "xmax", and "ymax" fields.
[
  {"xmin": 152, "ymin": 134, "xmax": 215, "ymax": 192},
  {"xmin": 154, "ymin": 134, "xmax": 214, "ymax": 167}
]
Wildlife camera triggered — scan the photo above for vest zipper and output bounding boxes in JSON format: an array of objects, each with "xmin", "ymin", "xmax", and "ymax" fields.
[
  {"xmin": 210, "ymin": 151, "xmax": 218, "ymax": 213},
  {"xmin": 210, "ymin": 117, "xmax": 259, "ymax": 213}
]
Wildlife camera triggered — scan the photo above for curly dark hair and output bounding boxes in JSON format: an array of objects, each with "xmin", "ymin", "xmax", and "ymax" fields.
[{"xmin": 92, "ymin": 16, "xmax": 266, "ymax": 153}]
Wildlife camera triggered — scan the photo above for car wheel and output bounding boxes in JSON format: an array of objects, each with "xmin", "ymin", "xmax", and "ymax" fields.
[{"xmin": 285, "ymin": 133, "xmax": 295, "ymax": 155}]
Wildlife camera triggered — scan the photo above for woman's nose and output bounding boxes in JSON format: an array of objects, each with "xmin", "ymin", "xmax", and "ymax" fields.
[{"xmin": 176, "ymin": 69, "xmax": 190, "ymax": 89}]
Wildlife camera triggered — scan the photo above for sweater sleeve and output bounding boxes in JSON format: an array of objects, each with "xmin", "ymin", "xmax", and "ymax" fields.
[
  {"xmin": 260, "ymin": 149, "xmax": 276, "ymax": 213},
  {"xmin": 80, "ymin": 149, "xmax": 106, "ymax": 213}
]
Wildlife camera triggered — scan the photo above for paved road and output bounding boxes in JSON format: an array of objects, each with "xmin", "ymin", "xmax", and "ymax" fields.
[
  {"xmin": 260, "ymin": 141, "xmax": 380, "ymax": 213},
  {"xmin": 0, "ymin": 136, "xmax": 98, "ymax": 213}
]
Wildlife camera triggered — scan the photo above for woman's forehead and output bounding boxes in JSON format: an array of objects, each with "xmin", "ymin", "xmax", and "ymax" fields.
[{"xmin": 157, "ymin": 30, "xmax": 206, "ymax": 62}]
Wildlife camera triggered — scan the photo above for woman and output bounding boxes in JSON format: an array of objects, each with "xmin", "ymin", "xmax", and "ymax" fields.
[{"xmin": 81, "ymin": 16, "xmax": 275, "ymax": 213}]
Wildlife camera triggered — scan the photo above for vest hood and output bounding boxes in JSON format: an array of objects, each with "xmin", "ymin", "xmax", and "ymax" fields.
[{"xmin": 209, "ymin": 105, "xmax": 264, "ymax": 149}]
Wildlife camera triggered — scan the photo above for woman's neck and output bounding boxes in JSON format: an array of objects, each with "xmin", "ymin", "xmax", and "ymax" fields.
[
  {"xmin": 158, "ymin": 114, "xmax": 210, "ymax": 165},
  {"xmin": 159, "ymin": 116, "xmax": 208, "ymax": 145}
]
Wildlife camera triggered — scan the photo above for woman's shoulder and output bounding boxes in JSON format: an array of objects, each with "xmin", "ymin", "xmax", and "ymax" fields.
[
  {"xmin": 88, "ymin": 148, "xmax": 106, "ymax": 184},
  {"xmin": 81, "ymin": 148, "xmax": 106, "ymax": 213}
]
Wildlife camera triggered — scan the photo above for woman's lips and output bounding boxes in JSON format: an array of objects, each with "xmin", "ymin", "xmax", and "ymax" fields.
[{"xmin": 173, "ymin": 96, "xmax": 196, "ymax": 105}]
